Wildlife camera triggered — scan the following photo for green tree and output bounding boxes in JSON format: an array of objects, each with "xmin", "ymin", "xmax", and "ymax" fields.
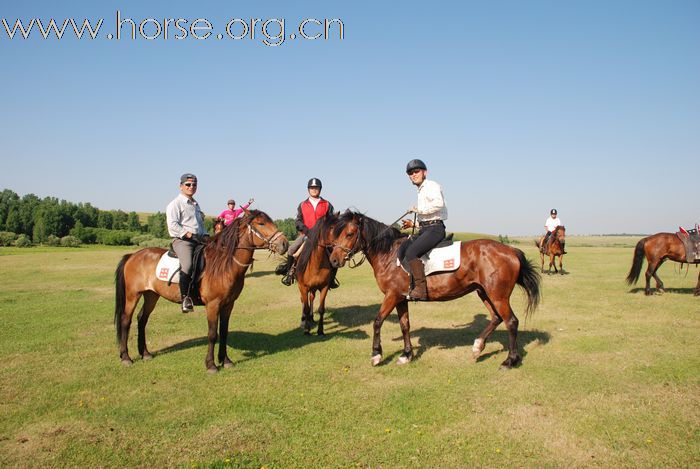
[
  {"xmin": 5, "ymin": 206, "xmax": 21, "ymax": 234},
  {"xmin": 112, "ymin": 210, "xmax": 128, "ymax": 230},
  {"xmin": 127, "ymin": 212, "xmax": 142, "ymax": 232},
  {"xmin": 275, "ymin": 218, "xmax": 298, "ymax": 241},
  {"xmin": 97, "ymin": 211, "xmax": 113, "ymax": 229},
  {"xmin": 147, "ymin": 212, "xmax": 168, "ymax": 238}
]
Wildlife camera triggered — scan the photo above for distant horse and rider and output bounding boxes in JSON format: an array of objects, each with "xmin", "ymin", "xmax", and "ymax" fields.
[
  {"xmin": 536, "ymin": 225, "xmax": 566, "ymax": 274},
  {"xmin": 114, "ymin": 210, "xmax": 288, "ymax": 372},
  {"xmin": 626, "ymin": 225, "xmax": 700, "ymax": 296},
  {"xmin": 327, "ymin": 210, "xmax": 541, "ymax": 370}
]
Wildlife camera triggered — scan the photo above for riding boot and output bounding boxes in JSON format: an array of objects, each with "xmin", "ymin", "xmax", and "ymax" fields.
[
  {"xmin": 275, "ymin": 255, "xmax": 293, "ymax": 275},
  {"xmin": 179, "ymin": 272, "xmax": 194, "ymax": 313},
  {"xmin": 281, "ymin": 260, "xmax": 297, "ymax": 286},
  {"xmin": 407, "ymin": 259, "xmax": 428, "ymax": 301},
  {"xmin": 329, "ymin": 267, "xmax": 340, "ymax": 289}
]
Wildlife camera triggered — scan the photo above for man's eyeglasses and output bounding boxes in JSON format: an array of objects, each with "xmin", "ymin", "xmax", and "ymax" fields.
[
  {"xmin": 408, "ymin": 169, "xmax": 422, "ymax": 175},
  {"xmin": 184, "ymin": 183, "xmax": 197, "ymax": 188}
]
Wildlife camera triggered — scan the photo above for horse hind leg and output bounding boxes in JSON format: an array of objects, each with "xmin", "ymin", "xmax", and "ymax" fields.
[
  {"xmin": 694, "ymin": 269, "xmax": 700, "ymax": 296},
  {"xmin": 473, "ymin": 290, "xmax": 503, "ymax": 361},
  {"xmin": 645, "ymin": 259, "xmax": 664, "ymax": 295},
  {"xmin": 119, "ymin": 291, "xmax": 142, "ymax": 365},
  {"xmin": 217, "ymin": 301, "xmax": 235, "ymax": 369},
  {"xmin": 137, "ymin": 292, "xmax": 159, "ymax": 361},
  {"xmin": 395, "ymin": 300, "xmax": 413, "ymax": 365},
  {"xmin": 316, "ymin": 287, "xmax": 330, "ymax": 336},
  {"xmin": 493, "ymin": 299, "xmax": 520, "ymax": 369}
]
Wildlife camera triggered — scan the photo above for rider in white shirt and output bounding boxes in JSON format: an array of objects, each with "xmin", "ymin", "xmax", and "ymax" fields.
[{"xmin": 540, "ymin": 208, "xmax": 562, "ymax": 252}]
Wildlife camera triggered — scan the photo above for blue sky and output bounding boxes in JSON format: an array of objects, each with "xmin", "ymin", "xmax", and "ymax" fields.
[{"xmin": 2, "ymin": 1, "xmax": 698, "ymax": 235}]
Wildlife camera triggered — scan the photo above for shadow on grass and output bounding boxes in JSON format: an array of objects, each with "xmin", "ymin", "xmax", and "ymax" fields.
[
  {"xmin": 246, "ymin": 269, "xmax": 274, "ymax": 278},
  {"xmin": 408, "ymin": 313, "xmax": 551, "ymax": 365},
  {"xmin": 329, "ymin": 303, "xmax": 387, "ymax": 330},
  {"xmin": 627, "ymin": 287, "xmax": 697, "ymax": 295},
  {"xmin": 155, "ymin": 323, "xmax": 369, "ymax": 364}
]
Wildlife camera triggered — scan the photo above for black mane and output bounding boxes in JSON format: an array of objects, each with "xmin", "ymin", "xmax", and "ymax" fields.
[
  {"xmin": 334, "ymin": 210, "xmax": 406, "ymax": 255},
  {"xmin": 296, "ymin": 213, "xmax": 339, "ymax": 276},
  {"xmin": 206, "ymin": 209, "xmax": 271, "ymax": 277}
]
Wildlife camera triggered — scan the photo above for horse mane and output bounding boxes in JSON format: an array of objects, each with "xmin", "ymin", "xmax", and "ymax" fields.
[
  {"xmin": 205, "ymin": 209, "xmax": 270, "ymax": 278},
  {"xmin": 335, "ymin": 210, "xmax": 406, "ymax": 255},
  {"xmin": 554, "ymin": 225, "xmax": 566, "ymax": 237},
  {"xmin": 296, "ymin": 212, "xmax": 339, "ymax": 276}
]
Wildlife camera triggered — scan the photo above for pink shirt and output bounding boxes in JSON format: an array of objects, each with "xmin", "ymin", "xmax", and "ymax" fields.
[{"xmin": 218, "ymin": 202, "xmax": 251, "ymax": 225}]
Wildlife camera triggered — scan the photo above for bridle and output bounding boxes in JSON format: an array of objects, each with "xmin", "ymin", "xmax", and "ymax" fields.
[
  {"xmin": 328, "ymin": 219, "xmax": 366, "ymax": 268},
  {"xmin": 233, "ymin": 217, "xmax": 285, "ymax": 252}
]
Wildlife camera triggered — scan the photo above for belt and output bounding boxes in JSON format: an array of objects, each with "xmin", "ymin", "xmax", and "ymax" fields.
[{"xmin": 419, "ymin": 219, "xmax": 444, "ymax": 227}]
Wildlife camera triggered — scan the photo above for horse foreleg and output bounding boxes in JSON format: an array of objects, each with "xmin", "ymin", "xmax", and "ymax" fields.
[
  {"xmin": 371, "ymin": 295, "xmax": 401, "ymax": 366},
  {"xmin": 119, "ymin": 291, "xmax": 142, "ymax": 365},
  {"xmin": 549, "ymin": 253, "xmax": 556, "ymax": 274},
  {"xmin": 204, "ymin": 302, "xmax": 220, "ymax": 373},
  {"xmin": 558, "ymin": 254, "xmax": 564, "ymax": 274},
  {"xmin": 217, "ymin": 301, "xmax": 235, "ymax": 368},
  {"xmin": 316, "ymin": 287, "xmax": 330, "ymax": 336},
  {"xmin": 137, "ymin": 292, "xmax": 159, "ymax": 360},
  {"xmin": 694, "ymin": 269, "xmax": 700, "ymax": 296},
  {"xmin": 395, "ymin": 300, "xmax": 413, "ymax": 364},
  {"xmin": 474, "ymin": 290, "xmax": 503, "ymax": 361},
  {"xmin": 299, "ymin": 286, "xmax": 314, "ymax": 335},
  {"xmin": 540, "ymin": 250, "xmax": 545, "ymax": 273},
  {"xmin": 645, "ymin": 260, "xmax": 664, "ymax": 295}
]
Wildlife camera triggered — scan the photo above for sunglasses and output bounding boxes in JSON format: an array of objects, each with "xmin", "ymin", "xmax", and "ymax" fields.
[
  {"xmin": 183, "ymin": 182, "xmax": 197, "ymax": 188},
  {"xmin": 408, "ymin": 169, "xmax": 422, "ymax": 175}
]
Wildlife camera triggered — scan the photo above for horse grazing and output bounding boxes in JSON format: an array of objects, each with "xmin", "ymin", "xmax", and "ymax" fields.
[
  {"xmin": 536, "ymin": 225, "xmax": 566, "ymax": 274},
  {"xmin": 327, "ymin": 211, "xmax": 541, "ymax": 369},
  {"xmin": 626, "ymin": 232, "xmax": 700, "ymax": 295},
  {"xmin": 114, "ymin": 210, "xmax": 288, "ymax": 372},
  {"xmin": 290, "ymin": 213, "xmax": 340, "ymax": 335}
]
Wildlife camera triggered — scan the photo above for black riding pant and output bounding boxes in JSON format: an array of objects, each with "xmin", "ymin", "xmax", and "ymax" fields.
[{"xmin": 404, "ymin": 223, "xmax": 446, "ymax": 262}]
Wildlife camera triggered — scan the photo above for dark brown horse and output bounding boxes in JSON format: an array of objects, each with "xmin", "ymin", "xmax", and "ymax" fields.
[
  {"xmin": 626, "ymin": 233, "xmax": 700, "ymax": 295},
  {"xmin": 327, "ymin": 211, "xmax": 541, "ymax": 369},
  {"xmin": 292, "ymin": 213, "xmax": 339, "ymax": 335},
  {"xmin": 114, "ymin": 210, "xmax": 288, "ymax": 372},
  {"xmin": 536, "ymin": 225, "xmax": 566, "ymax": 274}
]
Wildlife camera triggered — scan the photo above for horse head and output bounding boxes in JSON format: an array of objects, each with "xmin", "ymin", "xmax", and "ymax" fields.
[
  {"xmin": 329, "ymin": 211, "xmax": 365, "ymax": 268},
  {"xmin": 553, "ymin": 225, "xmax": 566, "ymax": 252},
  {"xmin": 240, "ymin": 209, "xmax": 289, "ymax": 254}
]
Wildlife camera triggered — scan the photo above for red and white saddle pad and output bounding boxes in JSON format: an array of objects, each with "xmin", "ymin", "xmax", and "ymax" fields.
[
  {"xmin": 397, "ymin": 241, "xmax": 461, "ymax": 275},
  {"xmin": 155, "ymin": 253, "xmax": 181, "ymax": 283}
]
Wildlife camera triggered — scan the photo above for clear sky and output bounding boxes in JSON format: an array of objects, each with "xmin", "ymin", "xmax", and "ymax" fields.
[{"xmin": 2, "ymin": 1, "xmax": 698, "ymax": 235}]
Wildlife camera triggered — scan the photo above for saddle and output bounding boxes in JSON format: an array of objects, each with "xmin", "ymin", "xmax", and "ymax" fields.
[
  {"xmin": 676, "ymin": 224, "xmax": 700, "ymax": 263},
  {"xmin": 155, "ymin": 242, "xmax": 207, "ymax": 304},
  {"xmin": 397, "ymin": 233, "xmax": 460, "ymax": 275}
]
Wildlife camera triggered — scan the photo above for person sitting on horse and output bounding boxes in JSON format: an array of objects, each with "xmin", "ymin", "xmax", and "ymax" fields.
[
  {"xmin": 276, "ymin": 178, "xmax": 338, "ymax": 288},
  {"xmin": 218, "ymin": 197, "xmax": 254, "ymax": 227},
  {"xmin": 400, "ymin": 159, "xmax": 448, "ymax": 301},
  {"xmin": 540, "ymin": 208, "xmax": 564, "ymax": 253},
  {"xmin": 166, "ymin": 173, "xmax": 209, "ymax": 313}
]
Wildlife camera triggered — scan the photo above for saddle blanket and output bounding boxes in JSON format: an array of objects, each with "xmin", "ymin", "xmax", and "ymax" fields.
[
  {"xmin": 677, "ymin": 224, "xmax": 700, "ymax": 263},
  {"xmin": 155, "ymin": 253, "xmax": 181, "ymax": 283},
  {"xmin": 397, "ymin": 241, "xmax": 461, "ymax": 275}
]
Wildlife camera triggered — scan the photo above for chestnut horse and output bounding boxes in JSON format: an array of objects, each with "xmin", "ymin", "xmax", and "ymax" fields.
[
  {"xmin": 626, "ymin": 233, "xmax": 700, "ymax": 295},
  {"xmin": 114, "ymin": 210, "xmax": 288, "ymax": 372},
  {"xmin": 536, "ymin": 225, "xmax": 566, "ymax": 274},
  {"xmin": 327, "ymin": 211, "xmax": 541, "ymax": 369},
  {"xmin": 291, "ymin": 213, "xmax": 339, "ymax": 335}
]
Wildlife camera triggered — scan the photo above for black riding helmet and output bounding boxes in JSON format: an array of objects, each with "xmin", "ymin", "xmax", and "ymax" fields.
[
  {"xmin": 406, "ymin": 159, "xmax": 427, "ymax": 174},
  {"xmin": 307, "ymin": 178, "xmax": 322, "ymax": 189},
  {"xmin": 550, "ymin": 209, "xmax": 558, "ymax": 215}
]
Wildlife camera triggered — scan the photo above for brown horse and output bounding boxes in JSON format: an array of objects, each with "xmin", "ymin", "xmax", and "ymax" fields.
[
  {"xmin": 327, "ymin": 211, "xmax": 541, "ymax": 369},
  {"xmin": 626, "ymin": 233, "xmax": 700, "ymax": 295},
  {"xmin": 291, "ymin": 213, "xmax": 339, "ymax": 335},
  {"xmin": 536, "ymin": 225, "xmax": 566, "ymax": 274},
  {"xmin": 114, "ymin": 210, "xmax": 288, "ymax": 372}
]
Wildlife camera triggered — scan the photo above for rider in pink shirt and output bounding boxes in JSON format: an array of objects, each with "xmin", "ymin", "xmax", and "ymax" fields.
[{"xmin": 218, "ymin": 198, "xmax": 254, "ymax": 226}]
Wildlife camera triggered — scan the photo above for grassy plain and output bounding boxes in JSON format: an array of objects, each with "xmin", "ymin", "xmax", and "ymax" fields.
[{"xmin": 0, "ymin": 237, "xmax": 698, "ymax": 467}]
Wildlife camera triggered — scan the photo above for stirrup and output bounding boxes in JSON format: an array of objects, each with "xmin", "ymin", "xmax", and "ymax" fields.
[{"xmin": 181, "ymin": 296, "xmax": 194, "ymax": 313}]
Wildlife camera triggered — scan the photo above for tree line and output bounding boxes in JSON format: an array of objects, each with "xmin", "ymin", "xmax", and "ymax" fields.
[{"xmin": 0, "ymin": 189, "xmax": 298, "ymax": 247}]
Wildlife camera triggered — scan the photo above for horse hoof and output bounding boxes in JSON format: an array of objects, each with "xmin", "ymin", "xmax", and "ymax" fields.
[
  {"xmin": 371, "ymin": 354, "xmax": 382, "ymax": 366},
  {"xmin": 223, "ymin": 361, "xmax": 234, "ymax": 369},
  {"xmin": 207, "ymin": 366, "xmax": 219, "ymax": 374},
  {"xmin": 317, "ymin": 331, "xmax": 325, "ymax": 336},
  {"xmin": 303, "ymin": 330, "xmax": 311, "ymax": 336},
  {"xmin": 142, "ymin": 353, "xmax": 153, "ymax": 361},
  {"xmin": 121, "ymin": 358, "xmax": 133, "ymax": 366},
  {"xmin": 396, "ymin": 355, "xmax": 412, "ymax": 365},
  {"xmin": 499, "ymin": 365, "xmax": 511, "ymax": 371}
]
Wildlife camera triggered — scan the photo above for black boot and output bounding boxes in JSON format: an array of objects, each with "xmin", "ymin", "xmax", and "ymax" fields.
[
  {"xmin": 281, "ymin": 260, "xmax": 297, "ymax": 286},
  {"xmin": 179, "ymin": 272, "xmax": 194, "ymax": 313},
  {"xmin": 275, "ymin": 256, "xmax": 293, "ymax": 275},
  {"xmin": 329, "ymin": 268, "xmax": 340, "ymax": 289}
]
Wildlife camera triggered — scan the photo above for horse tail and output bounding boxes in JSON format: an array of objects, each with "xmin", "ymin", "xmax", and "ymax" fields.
[
  {"xmin": 515, "ymin": 249, "xmax": 541, "ymax": 318},
  {"xmin": 626, "ymin": 238, "xmax": 646, "ymax": 285},
  {"xmin": 114, "ymin": 253, "xmax": 132, "ymax": 343}
]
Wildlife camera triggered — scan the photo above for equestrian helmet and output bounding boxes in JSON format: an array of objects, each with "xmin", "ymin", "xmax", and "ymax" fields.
[
  {"xmin": 550, "ymin": 208, "xmax": 558, "ymax": 215},
  {"xmin": 406, "ymin": 159, "xmax": 427, "ymax": 174},
  {"xmin": 307, "ymin": 178, "xmax": 322, "ymax": 189}
]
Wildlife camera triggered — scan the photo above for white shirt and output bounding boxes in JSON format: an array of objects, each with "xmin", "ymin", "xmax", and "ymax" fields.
[
  {"xmin": 309, "ymin": 196, "xmax": 321, "ymax": 210},
  {"xmin": 545, "ymin": 216, "xmax": 562, "ymax": 232},
  {"xmin": 166, "ymin": 193, "xmax": 207, "ymax": 238},
  {"xmin": 415, "ymin": 179, "xmax": 448, "ymax": 223}
]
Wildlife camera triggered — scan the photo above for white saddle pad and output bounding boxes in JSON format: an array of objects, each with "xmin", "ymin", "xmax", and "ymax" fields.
[
  {"xmin": 397, "ymin": 241, "xmax": 461, "ymax": 275},
  {"xmin": 155, "ymin": 253, "xmax": 181, "ymax": 283}
]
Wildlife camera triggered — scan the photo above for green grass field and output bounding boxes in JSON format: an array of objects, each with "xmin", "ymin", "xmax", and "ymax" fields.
[{"xmin": 1, "ymin": 238, "xmax": 699, "ymax": 467}]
